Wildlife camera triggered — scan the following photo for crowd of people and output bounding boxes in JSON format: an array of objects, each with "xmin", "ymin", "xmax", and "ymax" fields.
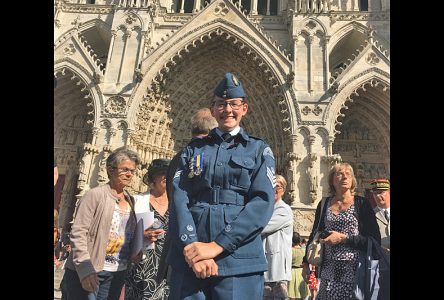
[{"xmin": 54, "ymin": 73, "xmax": 390, "ymax": 300}]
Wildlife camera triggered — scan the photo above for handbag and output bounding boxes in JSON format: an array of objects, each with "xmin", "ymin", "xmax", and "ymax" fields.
[
  {"xmin": 306, "ymin": 197, "xmax": 328, "ymax": 266},
  {"xmin": 354, "ymin": 236, "xmax": 390, "ymax": 300}
]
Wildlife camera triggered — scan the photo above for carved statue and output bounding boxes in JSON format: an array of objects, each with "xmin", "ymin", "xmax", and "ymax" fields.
[
  {"xmin": 307, "ymin": 153, "xmax": 318, "ymax": 203},
  {"xmin": 97, "ymin": 157, "xmax": 108, "ymax": 185},
  {"xmin": 77, "ymin": 156, "xmax": 88, "ymax": 190}
]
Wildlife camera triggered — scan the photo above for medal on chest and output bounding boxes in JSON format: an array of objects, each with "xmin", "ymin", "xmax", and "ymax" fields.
[{"xmin": 188, "ymin": 152, "xmax": 204, "ymax": 178}]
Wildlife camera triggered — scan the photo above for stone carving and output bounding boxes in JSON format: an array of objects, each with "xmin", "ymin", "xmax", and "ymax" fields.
[
  {"xmin": 97, "ymin": 145, "xmax": 112, "ymax": 185},
  {"xmin": 307, "ymin": 153, "xmax": 318, "ymax": 204},
  {"xmin": 286, "ymin": 152, "xmax": 301, "ymax": 205},
  {"xmin": 77, "ymin": 155, "xmax": 88, "ymax": 190},
  {"xmin": 214, "ymin": 1, "xmax": 229, "ymax": 16},
  {"xmin": 366, "ymin": 52, "xmax": 380, "ymax": 65},
  {"xmin": 105, "ymin": 96, "xmax": 126, "ymax": 115},
  {"xmin": 63, "ymin": 44, "xmax": 76, "ymax": 56}
]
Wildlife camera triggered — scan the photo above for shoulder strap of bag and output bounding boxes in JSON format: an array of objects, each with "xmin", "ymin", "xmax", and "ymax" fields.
[{"xmin": 315, "ymin": 196, "xmax": 329, "ymax": 232}]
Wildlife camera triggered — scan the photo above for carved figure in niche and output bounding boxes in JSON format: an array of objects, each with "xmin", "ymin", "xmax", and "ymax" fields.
[
  {"xmin": 97, "ymin": 156, "xmax": 109, "ymax": 185},
  {"xmin": 307, "ymin": 153, "xmax": 318, "ymax": 203},
  {"xmin": 77, "ymin": 155, "xmax": 88, "ymax": 190}
]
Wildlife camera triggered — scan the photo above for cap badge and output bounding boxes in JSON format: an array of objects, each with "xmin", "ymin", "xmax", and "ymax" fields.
[{"xmin": 232, "ymin": 74, "xmax": 239, "ymax": 86}]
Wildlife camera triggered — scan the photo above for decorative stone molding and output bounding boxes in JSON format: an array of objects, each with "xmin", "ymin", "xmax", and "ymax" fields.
[
  {"xmin": 214, "ymin": 1, "xmax": 230, "ymax": 16},
  {"xmin": 366, "ymin": 52, "xmax": 380, "ymax": 65},
  {"xmin": 63, "ymin": 44, "xmax": 76, "ymax": 56},
  {"xmin": 104, "ymin": 96, "xmax": 126, "ymax": 116}
]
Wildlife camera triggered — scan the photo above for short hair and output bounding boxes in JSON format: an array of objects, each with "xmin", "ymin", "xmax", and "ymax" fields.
[
  {"xmin": 275, "ymin": 174, "xmax": 287, "ymax": 192},
  {"xmin": 143, "ymin": 158, "xmax": 171, "ymax": 185},
  {"xmin": 327, "ymin": 162, "xmax": 357, "ymax": 196},
  {"xmin": 106, "ymin": 147, "xmax": 141, "ymax": 176},
  {"xmin": 191, "ymin": 108, "xmax": 217, "ymax": 135},
  {"xmin": 292, "ymin": 232, "xmax": 301, "ymax": 246}
]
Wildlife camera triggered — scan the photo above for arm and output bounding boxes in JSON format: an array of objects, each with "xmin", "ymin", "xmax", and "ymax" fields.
[
  {"xmin": 345, "ymin": 196, "xmax": 381, "ymax": 250},
  {"xmin": 261, "ymin": 204, "xmax": 293, "ymax": 236},
  {"xmin": 170, "ymin": 148, "xmax": 199, "ymax": 248},
  {"xmin": 213, "ymin": 144, "xmax": 276, "ymax": 255},
  {"xmin": 69, "ymin": 191, "xmax": 98, "ymax": 281}
]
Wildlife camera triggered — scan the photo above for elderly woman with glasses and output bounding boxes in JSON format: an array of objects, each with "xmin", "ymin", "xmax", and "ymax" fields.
[
  {"xmin": 64, "ymin": 147, "xmax": 143, "ymax": 300},
  {"xmin": 125, "ymin": 158, "xmax": 171, "ymax": 300},
  {"xmin": 301, "ymin": 163, "xmax": 380, "ymax": 299}
]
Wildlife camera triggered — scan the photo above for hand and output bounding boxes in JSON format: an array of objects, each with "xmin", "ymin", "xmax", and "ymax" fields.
[
  {"xmin": 320, "ymin": 230, "xmax": 347, "ymax": 245},
  {"xmin": 183, "ymin": 242, "xmax": 224, "ymax": 266},
  {"xmin": 81, "ymin": 273, "xmax": 99, "ymax": 292},
  {"xmin": 144, "ymin": 229, "xmax": 166, "ymax": 242},
  {"xmin": 191, "ymin": 259, "xmax": 219, "ymax": 279}
]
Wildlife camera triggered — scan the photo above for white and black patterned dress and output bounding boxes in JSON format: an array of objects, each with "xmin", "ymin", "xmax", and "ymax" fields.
[
  {"xmin": 317, "ymin": 200, "xmax": 359, "ymax": 300},
  {"xmin": 125, "ymin": 204, "xmax": 170, "ymax": 300}
]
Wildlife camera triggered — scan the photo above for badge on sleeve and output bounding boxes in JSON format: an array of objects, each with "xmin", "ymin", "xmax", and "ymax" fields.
[{"xmin": 267, "ymin": 166, "xmax": 276, "ymax": 188}]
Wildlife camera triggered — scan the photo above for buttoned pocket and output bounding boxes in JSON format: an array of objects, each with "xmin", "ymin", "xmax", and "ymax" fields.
[{"xmin": 229, "ymin": 156, "xmax": 255, "ymax": 188}]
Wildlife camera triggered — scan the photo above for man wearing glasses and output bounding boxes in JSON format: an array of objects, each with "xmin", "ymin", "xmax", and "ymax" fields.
[
  {"xmin": 370, "ymin": 178, "xmax": 390, "ymax": 256},
  {"xmin": 168, "ymin": 72, "xmax": 276, "ymax": 299}
]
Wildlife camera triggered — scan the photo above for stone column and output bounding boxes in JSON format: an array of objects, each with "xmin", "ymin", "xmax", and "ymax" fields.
[
  {"xmin": 193, "ymin": 0, "xmax": 201, "ymax": 12},
  {"xmin": 180, "ymin": 0, "xmax": 185, "ymax": 13},
  {"xmin": 251, "ymin": 0, "xmax": 258, "ymax": 15},
  {"xmin": 307, "ymin": 35, "xmax": 314, "ymax": 94},
  {"xmin": 323, "ymin": 36, "xmax": 330, "ymax": 91},
  {"xmin": 106, "ymin": 30, "xmax": 117, "ymax": 66},
  {"xmin": 266, "ymin": 0, "xmax": 271, "ymax": 15},
  {"xmin": 117, "ymin": 31, "xmax": 132, "ymax": 84}
]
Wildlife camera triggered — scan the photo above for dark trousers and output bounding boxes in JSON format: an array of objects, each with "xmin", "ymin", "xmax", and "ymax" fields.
[
  {"xmin": 64, "ymin": 267, "xmax": 127, "ymax": 300},
  {"xmin": 169, "ymin": 266, "xmax": 264, "ymax": 300}
]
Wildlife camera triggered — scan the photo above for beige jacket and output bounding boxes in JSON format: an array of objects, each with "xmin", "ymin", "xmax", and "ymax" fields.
[
  {"xmin": 65, "ymin": 184, "xmax": 136, "ymax": 281},
  {"xmin": 374, "ymin": 207, "xmax": 390, "ymax": 252}
]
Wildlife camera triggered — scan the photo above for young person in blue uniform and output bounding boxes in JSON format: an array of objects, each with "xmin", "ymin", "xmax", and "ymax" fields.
[{"xmin": 168, "ymin": 72, "xmax": 277, "ymax": 299}]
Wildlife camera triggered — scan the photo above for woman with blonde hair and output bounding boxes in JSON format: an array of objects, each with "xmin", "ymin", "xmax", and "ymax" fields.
[{"xmin": 302, "ymin": 162, "xmax": 380, "ymax": 299}]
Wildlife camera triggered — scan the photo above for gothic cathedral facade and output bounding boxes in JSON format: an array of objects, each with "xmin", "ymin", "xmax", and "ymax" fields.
[{"xmin": 54, "ymin": 0, "xmax": 390, "ymax": 237}]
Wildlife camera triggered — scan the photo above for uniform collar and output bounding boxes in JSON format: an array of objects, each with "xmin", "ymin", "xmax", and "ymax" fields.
[{"xmin": 212, "ymin": 127, "xmax": 249, "ymax": 142}]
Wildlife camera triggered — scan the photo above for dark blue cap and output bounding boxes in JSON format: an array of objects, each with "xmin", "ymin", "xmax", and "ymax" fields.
[{"xmin": 214, "ymin": 73, "xmax": 246, "ymax": 99}]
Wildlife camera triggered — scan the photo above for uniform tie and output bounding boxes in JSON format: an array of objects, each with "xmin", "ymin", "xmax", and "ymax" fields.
[
  {"xmin": 384, "ymin": 210, "xmax": 390, "ymax": 221},
  {"xmin": 222, "ymin": 132, "xmax": 231, "ymax": 141}
]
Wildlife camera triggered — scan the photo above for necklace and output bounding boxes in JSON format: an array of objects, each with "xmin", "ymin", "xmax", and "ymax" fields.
[{"xmin": 152, "ymin": 197, "xmax": 168, "ymax": 207}]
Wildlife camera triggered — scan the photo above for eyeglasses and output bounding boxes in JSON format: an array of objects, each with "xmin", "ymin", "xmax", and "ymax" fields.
[
  {"xmin": 115, "ymin": 167, "xmax": 136, "ymax": 175},
  {"xmin": 213, "ymin": 100, "xmax": 245, "ymax": 111},
  {"xmin": 334, "ymin": 171, "xmax": 352, "ymax": 178}
]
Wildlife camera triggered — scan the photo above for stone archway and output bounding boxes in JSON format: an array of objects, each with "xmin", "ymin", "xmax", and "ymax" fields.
[
  {"xmin": 54, "ymin": 67, "xmax": 95, "ymax": 227},
  {"xmin": 128, "ymin": 31, "xmax": 291, "ymax": 194},
  {"xmin": 333, "ymin": 79, "xmax": 390, "ymax": 194}
]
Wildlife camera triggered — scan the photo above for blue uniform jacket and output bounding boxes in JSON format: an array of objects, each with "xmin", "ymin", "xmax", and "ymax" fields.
[{"xmin": 168, "ymin": 127, "xmax": 276, "ymax": 276}]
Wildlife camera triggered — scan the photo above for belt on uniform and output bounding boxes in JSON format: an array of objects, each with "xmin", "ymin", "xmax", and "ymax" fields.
[{"xmin": 194, "ymin": 188, "xmax": 245, "ymax": 205}]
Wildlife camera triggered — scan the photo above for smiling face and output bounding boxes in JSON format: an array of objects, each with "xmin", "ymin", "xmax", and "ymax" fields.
[{"xmin": 210, "ymin": 96, "xmax": 248, "ymax": 132}]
